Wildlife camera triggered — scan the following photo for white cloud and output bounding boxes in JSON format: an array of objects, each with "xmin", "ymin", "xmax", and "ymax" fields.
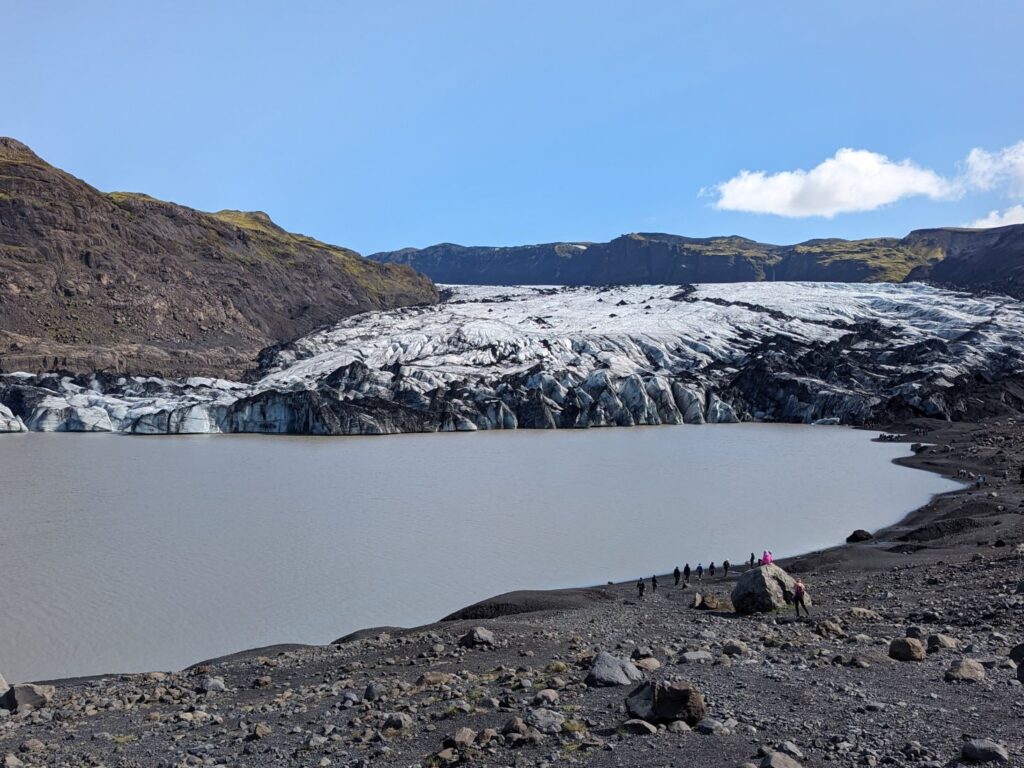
[
  {"xmin": 967, "ymin": 204, "xmax": 1024, "ymax": 229},
  {"xmin": 964, "ymin": 140, "xmax": 1024, "ymax": 197},
  {"xmin": 710, "ymin": 148, "xmax": 958, "ymax": 218}
]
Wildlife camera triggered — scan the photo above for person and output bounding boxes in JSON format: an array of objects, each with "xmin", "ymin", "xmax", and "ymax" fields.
[
  {"xmin": 723, "ymin": 559, "xmax": 730, "ymax": 578},
  {"xmin": 683, "ymin": 563, "xmax": 691, "ymax": 585},
  {"xmin": 696, "ymin": 563, "xmax": 704, "ymax": 582},
  {"xmin": 651, "ymin": 574, "xmax": 658, "ymax": 593},
  {"xmin": 763, "ymin": 550, "xmax": 773, "ymax": 566},
  {"xmin": 749, "ymin": 552, "xmax": 756, "ymax": 568},
  {"xmin": 709, "ymin": 562, "xmax": 716, "ymax": 578},
  {"xmin": 637, "ymin": 578, "xmax": 645, "ymax": 599},
  {"xmin": 673, "ymin": 566, "xmax": 681, "ymax": 586},
  {"xmin": 793, "ymin": 578, "xmax": 809, "ymax": 617}
]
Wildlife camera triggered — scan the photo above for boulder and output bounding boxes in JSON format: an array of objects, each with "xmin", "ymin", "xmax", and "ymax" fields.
[
  {"xmin": 961, "ymin": 739, "xmax": 1009, "ymax": 764},
  {"xmin": 441, "ymin": 726, "xmax": 476, "ymax": 749},
  {"xmin": 1008, "ymin": 642, "xmax": 1024, "ymax": 666},
  {"xmin": 459, "ymin": 627, "xmax": 495, "ymax": 648},
  {"xmin": 1, "ymin": 684, "xmax": 54, "ymax": 712},
  {"xmin": 383, "ymin": 713, "xmax": 413, "ymax": 731},
  {"xmin": 622, "ymin": 719, "xmax": 657, "ymax": 735},
  {"xmin": 679, "ymin": 650, "xmax": 713, "ymax": 664},
  {"xmin": 927, "ymin": 633, "xmax": 959, "ymax": 653},
  {"xmin": 731, "ymin": 564, "xmax": 807, "ymax": 614},
  {"xmin": 585, "ymin": 652, "xmax": 643, "ymax": 687},
  {"xmin": 888, "ymin": 637, "xmax": 926, "ymax": 662},
  {"xmin": 722, "ymin": 639, "xmax": 749, "ymax": 656},
  {"xmin": 760, "ymin": 753, "xmax": 803, "ymax": 768},
  {"xmin": 945, "ymin": 658, "xmax": 985, "ymax": 682},
  {"xmin": 525, "ymin": 708, "xmax": 564, "ymax": 735},
  {"xmin": 625, "ymin": 680, "xmax": 706, "ymax": 725},
  {"xmin": 846, "ymin": 529, "xmax": 873, "ymax": 543}
]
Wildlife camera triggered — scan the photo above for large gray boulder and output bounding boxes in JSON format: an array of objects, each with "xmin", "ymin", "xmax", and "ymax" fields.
[
  {"xmin": 625, "ymin": 680, "xmax": 706, "ymax": 725},
  {"xmin": 961, "ymin": 739, "xmax": 1009, "ymax": 764},
  {"xmin": 1, "ymin": 684, "xmax": 54, "ymax": 712},
  {"xmin": 585, "ymin": 652, "xmax": 643, "ymax": 687},
  {"xmin": 731, "ymin": 564, "xmax": 807, "ymax": 614}
]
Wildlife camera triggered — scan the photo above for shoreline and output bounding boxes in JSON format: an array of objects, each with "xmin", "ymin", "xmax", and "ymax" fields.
[
  {"xmin": 27, "ymin": 417, "xmax": 986, "ymax": 686},
  {"xmin": 4, "ymin": 414, "xmax": 1022, "ymax": 767}
]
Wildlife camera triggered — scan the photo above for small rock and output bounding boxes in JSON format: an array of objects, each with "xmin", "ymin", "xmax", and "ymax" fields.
[
  {"xmin": 199, "ymin": 676, "xmax": 226, "ymax": 693},
  {"xmin": 622, "ymin": 719, "xmax": 657, "ymax": 735},
  {"xmin": 945, "ymin": 658, "xmax": 986, "ymax": 683},
  {"xmin": 761, "ymin": 752, "xmax": 803, "ymax": 768},
  {"xmin": 722, "ymin": 639, "xmax": 750, "ymax": 656},
  {"xmin": 445, "ymin": 726, "xmax": 476, "ymax": 748},
  {"xmin": 585, "ymin": 652, "xmax": 643, "ymax": 687},
  {"xmin": 961, "ymin": 739, "xmax": 1009, "ymax": 764},
  {"xmin": 888, "ymin": 637, "xmax": 925, "ymax": 662},
  {"xmin": 525, "ymin": 708, "xmax": 565, "ymax": 735},
  {"xmin": 383, "ymin": 713, "xmax": 413, "ymax": 731},
  {"xmin": 458, "ymin": 627, "xmax": 495, "ymax": 648}
]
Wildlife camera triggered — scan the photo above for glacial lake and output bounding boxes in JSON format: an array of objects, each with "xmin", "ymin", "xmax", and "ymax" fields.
[{"xmin": 0, "ymin": 425, "xmax": 959, "ymax": 682}]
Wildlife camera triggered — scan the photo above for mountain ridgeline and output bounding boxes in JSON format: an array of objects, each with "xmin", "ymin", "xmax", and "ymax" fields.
[
  {"xmin": 0, "ymin": 138, "xmax": 438, "ymax": 377},
  {"xmin": 370, "ymin": 227, "xmax": 1024, "ymax": 295}
]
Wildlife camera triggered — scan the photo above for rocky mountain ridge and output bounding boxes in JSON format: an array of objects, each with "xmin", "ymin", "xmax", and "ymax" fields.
[
  {"xmin": 369, "ymin": 225, "xmax": 1024, "ymax": 295},
  {"xmin": 0, "ymin": 138, "xmax": 438, "ymax": 377}
]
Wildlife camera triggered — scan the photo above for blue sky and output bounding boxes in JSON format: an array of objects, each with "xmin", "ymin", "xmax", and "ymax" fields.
[{"xmin": 6, "ymin": 1, "xmax": 1024, "ymax": 253}]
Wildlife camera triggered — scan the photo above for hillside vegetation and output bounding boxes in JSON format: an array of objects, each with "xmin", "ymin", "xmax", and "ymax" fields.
[
  {"xmin": 371, "ymin": 226, "xmax": 1023, "ymax": 294},
  {"xmin": 0, "ymin": 138, "xmax": 438, "ymax": 376}
]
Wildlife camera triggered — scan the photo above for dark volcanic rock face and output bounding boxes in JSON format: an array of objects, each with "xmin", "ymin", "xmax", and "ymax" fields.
[
  {"xmin": 0, "ymin": 138, "xmax": 438, "ymax": 377},
  {"xmin": 2, "ymin": 282, "xmax": 1022, "ymax": 435},
  {"xmin": 370, "ymin": 226, "xmax": 1024, "ymax": 293}
]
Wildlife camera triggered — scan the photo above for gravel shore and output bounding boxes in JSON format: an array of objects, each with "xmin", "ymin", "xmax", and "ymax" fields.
[{"xmin": 2, "ymin": 417, "xmax": 1022, "ymax": 768}]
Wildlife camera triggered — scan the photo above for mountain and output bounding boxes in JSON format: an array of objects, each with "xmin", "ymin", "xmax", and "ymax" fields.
[
  {"xmin": 369, "ymin": 226, "xmax": 1024, "ymax": 295},
  {"xmin": 0, "ymin": 138, "xmax": 438, "ymax": 377},
  {"xmin": 4, "ymin": 282, "xmax": 1023, "ymax": 434}
]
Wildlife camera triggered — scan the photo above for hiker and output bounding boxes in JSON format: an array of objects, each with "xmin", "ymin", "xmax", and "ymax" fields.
[
  {"xmin": 793, "ymin": 578, "xmax": 809, "ymax": 617},
  {"xmin": 637, "ymin": 578, "xmax": 645, "ymax": 599},
  {"xmin": 651, "ymin": 574, "xmax": 658, "ymax": 593},
  {"xmin": 683, "ymin": 563, "xmax": 691, "ymax": 584},
  {"xmin": 762, "ymin": 550, "xmax": 772, "ymax": 566},
  {"xmin": 749, "ymin": 552, "xmax": 755, "ymax": 568},
  {"xmin": 696, "ymin": 563, "xmax": 704, "ymax": 582},
  {"xmin": 673, "ymin": 566, "xmax": 681, "ymax": 586},
  {"xmin": 723, "ymin": 559, "xmax": 730, "ymax": 577},
  {"xmin": 709, "ymin": 562, "xmax": 716, "ymax": 578}
]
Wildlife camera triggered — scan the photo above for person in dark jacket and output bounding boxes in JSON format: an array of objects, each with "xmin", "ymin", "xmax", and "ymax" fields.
[
  {"xmin": 673, "ymin": 566, "xmax": 681, "ymax": 586},
  {"xmin": 651, "ymin": 574, "xmax": 658, "ymax": 592},
  {"xmin": 723, "ymin": 559, "xmax": 731, "ymax": 578},
  {"xmin": 709, "ymin": 562, "xmax": 716, "ymax": 578},
  {"xmin": 683, "ymin": 563, "xmax": 691, "ymax": 584},
  {"xmin": 637, "ymin": 578, "xmax": 645, "ymax": 599},
  {"xmin": 793, "ymin": 578, "xmax": 809, "ymax": 617}
]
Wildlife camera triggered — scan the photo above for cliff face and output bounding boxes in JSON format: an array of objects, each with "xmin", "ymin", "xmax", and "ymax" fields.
[
  {"xmin": 371, "ymin": 226, "xmax": 1022, "ymax": 291},
  {"xmin": 0, "ymin": 138, "xmax": 438, "ymax": 377}
]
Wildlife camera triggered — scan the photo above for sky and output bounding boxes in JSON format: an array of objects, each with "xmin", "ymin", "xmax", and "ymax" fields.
[{"xmin": 5, "ymin": 1, "xmax": 1024, "ymax": 254}]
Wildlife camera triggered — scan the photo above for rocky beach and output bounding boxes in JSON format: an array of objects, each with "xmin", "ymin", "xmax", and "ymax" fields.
[{"xmin": 1, "ymin": 415, "xmax": 1022, "ymax": 768}]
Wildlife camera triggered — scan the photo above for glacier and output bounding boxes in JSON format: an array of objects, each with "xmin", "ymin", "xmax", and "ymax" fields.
[{"xmin": 2, "ymin": 282, "xmax": 1023, "ymax": 435}]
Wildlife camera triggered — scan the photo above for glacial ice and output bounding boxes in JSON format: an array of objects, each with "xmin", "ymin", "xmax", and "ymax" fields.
[{"xmin": 2, "ymin": 282, "xmax": 1022, "ymax": 435}]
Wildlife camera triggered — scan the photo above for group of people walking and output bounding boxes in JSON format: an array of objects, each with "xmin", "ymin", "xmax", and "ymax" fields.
[{"xmin": 635, "ymin": 548, "xmax": 809, "ymax": 617}]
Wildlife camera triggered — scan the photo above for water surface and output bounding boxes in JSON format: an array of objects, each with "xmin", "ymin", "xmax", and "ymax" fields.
[{"xmin": 0, "ymin": 425, "xmax": 958, "ymax": 681}]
